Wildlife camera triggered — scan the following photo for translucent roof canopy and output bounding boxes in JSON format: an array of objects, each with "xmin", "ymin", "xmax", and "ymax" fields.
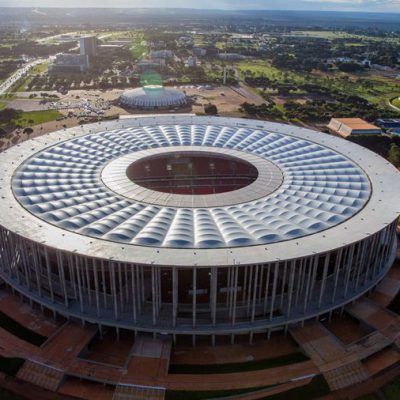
[{"xmin": 12, "ymin": 122, "xmax": 371, "ymax": 249}]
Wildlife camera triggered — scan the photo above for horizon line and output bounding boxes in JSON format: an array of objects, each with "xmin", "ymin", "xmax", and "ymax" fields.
[{"xmin": 0, "ymin": 6, "xmax": 399, "ymax": 15}]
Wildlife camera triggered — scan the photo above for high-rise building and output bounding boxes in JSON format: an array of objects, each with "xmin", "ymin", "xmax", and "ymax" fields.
[{"xmin": 80, "ymin": 35, "xmax": 97, "ymax": 57}]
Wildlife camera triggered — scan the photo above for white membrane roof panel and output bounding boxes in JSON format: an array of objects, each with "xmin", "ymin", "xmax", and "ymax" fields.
[{"xmin": 11, "ymin": 121, "xmax": 372, "ymax": 249}]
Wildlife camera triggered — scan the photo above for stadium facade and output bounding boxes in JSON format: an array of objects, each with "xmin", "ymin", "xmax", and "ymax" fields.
[{"xmin": 0, "ymin": 115, "xmax": 399, "ymax": 342}]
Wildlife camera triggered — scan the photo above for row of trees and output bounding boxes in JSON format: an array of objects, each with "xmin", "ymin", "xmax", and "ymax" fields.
[{"xmin": 240, "ymin": 102, "xmax": 283, "ymax": 120}]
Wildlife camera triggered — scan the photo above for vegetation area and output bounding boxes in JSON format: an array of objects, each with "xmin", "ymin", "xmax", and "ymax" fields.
[
  {"xmin": 169, "ymin": 352, "xmax": 309, "ymax": 374},
  {"xmin": 382, "ymin": 377, "xmax": 400, "ymax": 400},
  {"xmin": 165, "ymin": 385, "xmax": 273, "ymax": 400},
  {"xmin": 265, "ymin": 376, "xmax": 330, "ymax": 400},
  {"xmin": 165, "ymin": 375, "xmax": 329, "ymax": 400},
  {"xmin": 238, "ymin": 59, "xmax": 400, "ymax": 123},
  {"xmin": 0, "ymin": 108, "xmax": 62, "ymax": 131},
  {"xmin": 391, "ymin": 97, "xmax": 400, "ymax": 108},
  {"xmin": 0, "ymin": 310, "xmax": 46, "ymax": 346},
  {"xmin": 129, "ymin": 32, "xmax": 147, "ymax": 60},
  {"xmin": 348, "ymin": 135, "xmax": 400, "ymax": 168},
  {"xmin": 0, "ymin": 388, "xmax": 26, "ymax": 400}
]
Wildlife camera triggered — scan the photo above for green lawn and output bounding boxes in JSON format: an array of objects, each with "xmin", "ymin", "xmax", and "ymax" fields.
[
  {"xmin": 169, "ymin": 352, "xmax": 309, "ymax": 374},
  {"xmin": 290, "ymin": 30, "xmax": 366, "ymax": 40},
  {"xmin": 391, "ymin": 97, "xmax": 400, "ymax": 108},
  {"xmin": 237, "ymin": 59, "xmax": 400, "ymax": 109},
  {"xmin": 237, "ymin": 60, "xmax": 305, "ymax": 84},
  {"xmin": 165, "ymin": 376, "xmax": 329, "ymax": 400},
  {"xmin": 130, "ymin": 33, "xmax": 147, "ymax": 60},
  {"xmin": 13, "ymin": 110, "xmax": 62, "ymax": 128},
  {"xmin": 356, "ymin": 395, "xmax": 378, "ymax": 400},
  {"xmin": 290, "ymin": 30, "xmax": 400, "ymax": 44},
  {"xmin": 0, "ymin": 109, "xmax": 62, "ymax": 130},
  {"xmin": 264, "ymin": 376, "xmax": 330, "ymax": 400},
  {"xmin": 0, "ymin": 388, "xmax": 26, "ymax": 400},
  {"xmin": 165, "ymin": 386, "xmax": 273, "ymax": 400},
  {"xmin": 383, "ymin": 377, "xmax": 400, "ymax": 400}
]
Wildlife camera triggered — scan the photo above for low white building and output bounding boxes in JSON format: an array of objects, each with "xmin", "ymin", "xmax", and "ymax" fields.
[{"xmin": 50, "ymin": 53, "xmax": 89, "ymax": 73}]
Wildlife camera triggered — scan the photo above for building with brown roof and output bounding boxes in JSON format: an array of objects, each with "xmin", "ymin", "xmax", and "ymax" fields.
[{"xmin": 327, "ymin": 118, "xmax": 382, "ymax": 137}]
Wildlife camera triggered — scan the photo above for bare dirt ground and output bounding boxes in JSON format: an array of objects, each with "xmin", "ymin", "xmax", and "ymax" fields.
[
  {"xmin": 186, "ymin": 84, "xmax": 264, "ymax": 116},
  {"xmin": 0, "ymin": 85, "xmax": 266, "ymax": 151}
]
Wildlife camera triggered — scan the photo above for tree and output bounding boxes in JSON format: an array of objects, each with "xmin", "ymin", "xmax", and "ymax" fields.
[
  {"xmin": 337, "ymin": 62, "xmax": 363, "ymax": 73},
  {"xmin": 388, "ymin": 143, "xmax": 400, "ymax": 167},
  {"xmin": 204, "ymin": 104, "xmax": 218, "ymax": 115}
]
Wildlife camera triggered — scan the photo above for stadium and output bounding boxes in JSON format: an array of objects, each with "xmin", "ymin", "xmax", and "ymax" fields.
[
  {"xmin": 0, "ymin": 114, "xmax": 399, "ymax": 345},
  {"xmin": 119, "ymin": 85, "xmax": 187, "ymax": 109}
]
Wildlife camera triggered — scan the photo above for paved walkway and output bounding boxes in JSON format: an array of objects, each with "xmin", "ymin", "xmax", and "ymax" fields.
[{"xmin": 290, "ymin": 321, "xmax": 370, "ymax": 390}]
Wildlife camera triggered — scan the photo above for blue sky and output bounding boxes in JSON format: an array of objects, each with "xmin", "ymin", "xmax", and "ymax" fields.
[{"xmin": 0, "ymin": 0, "xmax": 400, "ymax": 12}]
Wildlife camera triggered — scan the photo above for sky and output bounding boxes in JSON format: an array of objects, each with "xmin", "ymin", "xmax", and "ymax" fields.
[{"xmin": 0, "ymin": 0, "xmax": 400, "ymax": 13}]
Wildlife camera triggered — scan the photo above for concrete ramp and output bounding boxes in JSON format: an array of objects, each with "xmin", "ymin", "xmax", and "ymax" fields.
[{"xmin": 113, "ymin": 383, "xmax": 165, "ymax": 400}]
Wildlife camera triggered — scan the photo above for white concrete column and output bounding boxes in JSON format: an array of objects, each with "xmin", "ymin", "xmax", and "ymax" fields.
[
  {"xmin": 172, "ymin": 267, "xmax": 178, "ymax": 328},
  {"xmin": 93, "ymin": 259, "xmax": 100, "ymax": 317},
  {"xmin": 192, "ymin": 267, "xmax": 197, "ymax": 328}
]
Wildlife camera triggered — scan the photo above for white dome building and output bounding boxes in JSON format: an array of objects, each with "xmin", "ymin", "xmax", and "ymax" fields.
[{"xmin": 120, "ymin": 85, "xmax": 187, "ymax": 109}]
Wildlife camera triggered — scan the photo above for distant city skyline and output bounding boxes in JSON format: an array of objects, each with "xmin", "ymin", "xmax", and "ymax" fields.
[{"xmin": 1, "ymin": 0, "xmax": 400, "ymax": 13}]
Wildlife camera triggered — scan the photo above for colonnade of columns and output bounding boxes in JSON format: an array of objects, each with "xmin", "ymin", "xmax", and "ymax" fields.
[{"xmin": 0, "ymin": 221, "xmax": 397, "ymax": 336}]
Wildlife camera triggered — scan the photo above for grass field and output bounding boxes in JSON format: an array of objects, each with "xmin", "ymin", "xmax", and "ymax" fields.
[
  {"xmin": 266, "ymin": 376, "xmax": 330, "ymax": 400},
  {"xmin": 237, "ymin": 59, "xmax": 400, "ymax": 108},
  {"xmin": 130, "ymin": 33, "xmax": 147, "ymax": 60},
  {"xmin": 290, "ymin": 30, "xmax": 400, "ymax": 44},
  {"xmin": 238, "ymin": 60, "xmax": 305, "ymax": 84},
  {"xmin": 13, "ymin": 110, "xmax": 62, "ymax": 127},
  {"xmin": 291, "ymin": 30, "xmax": 366, "ymax": 40},
  {"xmin": 0, "ymin": 110, "xmax": 63, "ymax": 130},
  {"xmin": 165, "ymin": 386, "xmax": 272, "ymax": 400},
  {"xmin": 165, "ymin": 376, "xmax": 329, "ymax": 400},
  {"xmin": 0, "ymin": 388, "xmax": 26, "ymax": 400},
  {"xmin": 169, "ymin": 352, "xmax": 309, "ymax": 374},
  {"xmin": 391, "ymin": 97, "xmax": 400, "ymax": 108},
  {"xmin": 383, "ymin": 377, "xmax": 400, "ymax": 400}
]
